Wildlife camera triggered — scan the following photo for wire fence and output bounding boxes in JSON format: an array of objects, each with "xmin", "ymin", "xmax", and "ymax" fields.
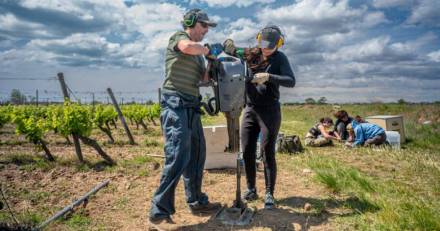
[{"xmin": 0, "ymin": 74, "xmax": 158, "ymax": 105}]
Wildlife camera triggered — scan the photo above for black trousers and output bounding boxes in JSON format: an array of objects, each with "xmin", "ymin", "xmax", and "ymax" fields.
[
  {"xmin": 241, "ymin": 104, "xmax": 281, "ymax": 195},
  {"xmin": 364, "ymin": 133, "xmax": 387, "ymax": 146},
  {"xmin": 336, "ymin": 122, "xmax": 349, "ymax": 140}
]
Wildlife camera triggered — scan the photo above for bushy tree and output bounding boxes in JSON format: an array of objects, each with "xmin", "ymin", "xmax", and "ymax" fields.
[
  {"xmin": 305, "ymin": 98, "xmax": 316, "ymax": 104},
  {"xmin": 10, "ymin": 89, "xmax": 26, "ymax": 104},
  {"xmin": 317, "ymin": 97, "xmax": 327, "ymax": 104}
]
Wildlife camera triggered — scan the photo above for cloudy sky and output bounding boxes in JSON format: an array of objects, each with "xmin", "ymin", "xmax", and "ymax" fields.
[{"xmin": 1, "ymin": 0, "xmax": 439, "ymax": 103}]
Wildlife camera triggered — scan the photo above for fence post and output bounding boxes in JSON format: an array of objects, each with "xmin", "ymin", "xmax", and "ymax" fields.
[
  {"xmin": 107, "ymin": 88, "xmax": 135, "ymax": 145},
  {"xmin": 92, "ymin": 92, "xmax": 95, "ymax": 110},
  {"xmin": 36, "ymin": 89, "xmax": 39, "ymax": 107},
  {"xmin": 57, "ymin": 72, "xmax": 84, "ymax": 162},
  {"xmin": 57, "ymin": 73, "xmax": 70, "ymax": 101},
  {"xmin": 158, "ymin": 88, "xmax": 161, "ymax": 103}
]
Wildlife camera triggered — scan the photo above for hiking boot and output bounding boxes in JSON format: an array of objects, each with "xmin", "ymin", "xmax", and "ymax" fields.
[
  {"xmin": 189, "ymin": 202, "xmax": 221, "ymax": 215},
  {"xmin": 148, "ymin": 216, "xmax": 175, "ymax": 231},
  {"xmin": 264, "ymin": 192, "xmax": 276, "ymax": 209},
  {"xmin": 242, "ymin": 188, "xmax": 258, "ymax": 202}
]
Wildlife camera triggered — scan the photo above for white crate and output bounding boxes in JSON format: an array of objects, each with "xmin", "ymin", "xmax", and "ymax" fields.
[
  {"xmin": 203, "ymin": 125, "xmax": 236, "ymax": 169},
  {"xmin": 385, "ymin": 131, "xmax": 400, "ymax": 149},
  {"xmin": 366, "ymin": 115, "xmax": 405, "ymax": 143}
]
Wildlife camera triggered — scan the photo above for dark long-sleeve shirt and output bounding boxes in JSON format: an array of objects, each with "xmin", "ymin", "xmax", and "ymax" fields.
[{"xmin": 246, "ymin": 50, "xmax": 295, "ymax": 106}]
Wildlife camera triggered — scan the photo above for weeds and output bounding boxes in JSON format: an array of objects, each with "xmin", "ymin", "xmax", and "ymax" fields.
[
  {"xmin": 143, "ymin": 138, "xmax": 160, "ymax": 147},
  {"xmin": 64, "ymin": 211, "xmax": 91, "ymax": 230},
  {"xmin": 0, "ymin": 153, "xmax": 55, "ymax": 171},
  {"xmin": 306, "ymin": 154, "xmax": 440, "ymax": 230},
  {"xmin": 106, "ymin": 155, "xmax": 158, "ymax": 176}
]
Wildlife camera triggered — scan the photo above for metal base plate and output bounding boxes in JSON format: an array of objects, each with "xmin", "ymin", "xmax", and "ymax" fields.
[{"xmin": 215, "ymin": 206, "xmax": 255, "ymax": 226}]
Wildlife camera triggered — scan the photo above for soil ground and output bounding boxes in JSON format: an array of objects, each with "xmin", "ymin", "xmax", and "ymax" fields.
[{"xmin": 1, "ymin": 104, "xmax": 439, "ymax": 230}]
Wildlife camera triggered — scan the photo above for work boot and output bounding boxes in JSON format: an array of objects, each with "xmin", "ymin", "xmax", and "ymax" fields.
[
  {"xmin": 242, "ymin": 188, "xmax": 258, "ymax": 202},
  {"xmin": 189, "ymin": 202, "xmax": 221, "ymax": 215},
  {"xmin": 148, "ymin": 216, "xmax": 176, "ymax": 231},
  {"xmin": 264, "ymin": 192, "xmax": 276, "ymax": 209}
]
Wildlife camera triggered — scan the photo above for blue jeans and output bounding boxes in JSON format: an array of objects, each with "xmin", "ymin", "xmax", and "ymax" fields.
[{"xmin": 149, "ymin": 92, "xmax": 208, "ymax": 219}]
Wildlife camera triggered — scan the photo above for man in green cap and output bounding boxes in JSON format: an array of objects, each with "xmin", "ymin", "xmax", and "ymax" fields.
[{"xmin": 148, "ymin": 8, "xmax": 223, "ymax": 230}]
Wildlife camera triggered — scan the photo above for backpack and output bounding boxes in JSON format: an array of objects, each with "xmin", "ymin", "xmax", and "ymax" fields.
[{"xmin": 277, "ymin": 135, "xmax": 304, "ymax": 154}]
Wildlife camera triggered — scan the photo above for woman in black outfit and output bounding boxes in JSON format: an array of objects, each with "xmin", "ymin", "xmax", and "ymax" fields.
[{"xmin": 223, "ymin": 25, "xmax": 296, "ymax": 209}]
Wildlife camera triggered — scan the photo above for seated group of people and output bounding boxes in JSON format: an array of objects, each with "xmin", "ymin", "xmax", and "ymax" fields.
[{"xmin": 305, "ymin": 110, "xmax": 387, "ymax": 148}]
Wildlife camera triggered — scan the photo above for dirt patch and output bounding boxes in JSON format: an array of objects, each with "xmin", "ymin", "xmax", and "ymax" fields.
[{"xmin": 0, "ymin": 122, "xmax": 378, "ymax": 230}]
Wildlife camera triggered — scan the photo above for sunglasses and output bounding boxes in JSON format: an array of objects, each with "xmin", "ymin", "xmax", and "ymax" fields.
[{"xmin": 199, "ymin": 22, "xmax": 209, "ymax": 28}]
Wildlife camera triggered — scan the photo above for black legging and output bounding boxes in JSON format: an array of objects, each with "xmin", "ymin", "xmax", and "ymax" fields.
[{"xmin": 241, "ymin": 104, "xmax": 281, "ymax": 195}]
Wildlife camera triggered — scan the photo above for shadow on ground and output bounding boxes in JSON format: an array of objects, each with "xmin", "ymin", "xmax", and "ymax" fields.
[{"xmin": 178, "ymin": 195, "xmax": 379, "ymax": 230}]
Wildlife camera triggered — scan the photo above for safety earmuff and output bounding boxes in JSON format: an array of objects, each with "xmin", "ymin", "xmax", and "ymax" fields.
[
  {"xmin": 183, "ymin": 9, "xmax": 201, "ymax": 28},
  {"xmin": 256, "ymin": 26, "xmax": 285, "ymax": 48}
]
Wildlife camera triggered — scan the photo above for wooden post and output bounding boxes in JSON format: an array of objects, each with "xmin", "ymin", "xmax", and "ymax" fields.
[
  {"xmin": 107, "ymin": 88, "xmax": 135, "ymax": 144},
  {"xmin": 57, "ymin": 73, "xmax": 69, "ymax": 101},
  {"xmin": 36, "ymin": 89, "xmax": 39, "ymax": 107},
  {"xmin": 57, "ymin": 72, "xmax": 84, "ymax": 162},
  {"xmin": 92, "ymin": 92, "xmax": 95, "ymax": 110},
  {"xmin": 158, "ymin": 88, "xmax": 161, "ymax": 103}
]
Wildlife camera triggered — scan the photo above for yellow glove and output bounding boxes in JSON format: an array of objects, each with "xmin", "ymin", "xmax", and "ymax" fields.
[{"xmin": 251, "ymin": 73, "xmax": 270, "ymax": 85}]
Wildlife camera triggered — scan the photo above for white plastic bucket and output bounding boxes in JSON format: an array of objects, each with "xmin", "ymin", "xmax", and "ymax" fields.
[{"xmin": 385, "ymin": 131, "xmax": 400, "ymax": 149}]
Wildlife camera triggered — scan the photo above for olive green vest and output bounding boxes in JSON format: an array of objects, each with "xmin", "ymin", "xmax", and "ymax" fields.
[{"xmin": 163, "ymin": 31, "xmax": 205, "ymax": 97}]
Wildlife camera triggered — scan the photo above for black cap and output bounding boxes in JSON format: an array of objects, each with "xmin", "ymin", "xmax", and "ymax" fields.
[
  {"xmin": 196, "ymin": 10, "xmax": 217, "ymax": 27},
  {"xmin": 258, "ymin": 26, "xmax": 281, "ymax": 49}
]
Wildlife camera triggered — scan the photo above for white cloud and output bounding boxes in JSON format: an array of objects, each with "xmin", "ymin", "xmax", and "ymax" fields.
[
  {"xmin": 255, "ymin": 0, "xmax": 386, "ymax": 43},
  {"xmin": 363, "ymin": 11, "xmax": 389, "ymax": 27},
  {"xmin": 389, "ymin": 32, "xmax": 437, "ymax": 58},
  {"xmin": 372, "ymin": 0, "xmax": 413, "ymax": 9},
  {"xmin": 0, "ymin": 1, "xmax": 186, "ymax": 68},
  {"xmin": 20, "ymin": 0, "xmax": 86, "ymax": 12},
  {"xmin": 189, "ymin": 0, "xmax": 274, "ymax": 8},
  {"xmin": 0, "ymin": 13, "xmax": 51, "ymax": 39},
  {"xmin": 427, "ymin": 50, "xmax": 440, "ymax": 62},
  {"xmin": 0, "ymin": 0, "xmax": 439, "ymax": 102},
  {"xmin": 406, "ymin": 0, "xmax": 440, "ymax": 27},
  {"xmin": 25, "ymin": 33, "xmax": 142, "ymax": 67},
  {"xmin": 306, "ymin": 34, "xmax": 389, "ymax": 62},
  {"xmin": 206, "ymin": 18, "xmax": 259, "ymax": 46},
  {"xmin": 257, "ymin": 0, "xmax": 364, "ymax": 27},
  {"xmin": 317, "ymin": 31, "xmax": 359, "ymax": 49},
  {"xmin": 124, "ymin": 3, "xmax": 183, "ymax": 37}
]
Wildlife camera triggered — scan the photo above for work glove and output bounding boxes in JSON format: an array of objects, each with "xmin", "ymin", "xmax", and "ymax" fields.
[
  {"xmin": 223, "ymin": 39, "xmax": 236, "ymax": 55},
  {"xmin": 205, "ymin": 43, "xmax": 223, "ymax": 60},
  {"xmin": 251, "ymin": 72, "xmax": 270, "ymax": 85},
  {"xmin": 223, "ymin": 39, "xmax": 245, "ymax": 58}
]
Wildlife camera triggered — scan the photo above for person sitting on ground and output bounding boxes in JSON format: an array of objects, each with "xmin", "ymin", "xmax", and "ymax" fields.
[
  {"xmin": 305, "ymin": 117, "xmax": 341, "ymax": 147},
  {"xmin": 345, "ymin": 120, "xmax": 387, "ymax": 148},
  {"xmin": 333, "ymin": 110, "xmax": 353, "ymax": 141}
]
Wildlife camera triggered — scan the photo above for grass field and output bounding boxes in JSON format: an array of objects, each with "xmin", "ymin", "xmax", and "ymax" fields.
[{"xmin": 0, "ymin": 103, "xmax": 439, "ymax": 230}]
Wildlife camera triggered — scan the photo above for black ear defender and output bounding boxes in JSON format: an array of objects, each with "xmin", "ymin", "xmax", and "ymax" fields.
[{"xmin": 182, "ymin": 8, "xmax": 201, "ymax": 28}]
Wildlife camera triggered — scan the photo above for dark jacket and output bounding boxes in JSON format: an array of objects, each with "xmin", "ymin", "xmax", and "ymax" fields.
[
  {"xmin": 245, "ymin": 50, "xmax": 295, "ymax": 107},
  {"xmin": 334, "ymin": 116, "xmax": 353, "ymax": 131}
]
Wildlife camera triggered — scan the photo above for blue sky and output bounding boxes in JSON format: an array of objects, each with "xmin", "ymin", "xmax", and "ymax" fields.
[{"xmin": 1, "ymin": 0, "xmax": 439, "ymax": 103}]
